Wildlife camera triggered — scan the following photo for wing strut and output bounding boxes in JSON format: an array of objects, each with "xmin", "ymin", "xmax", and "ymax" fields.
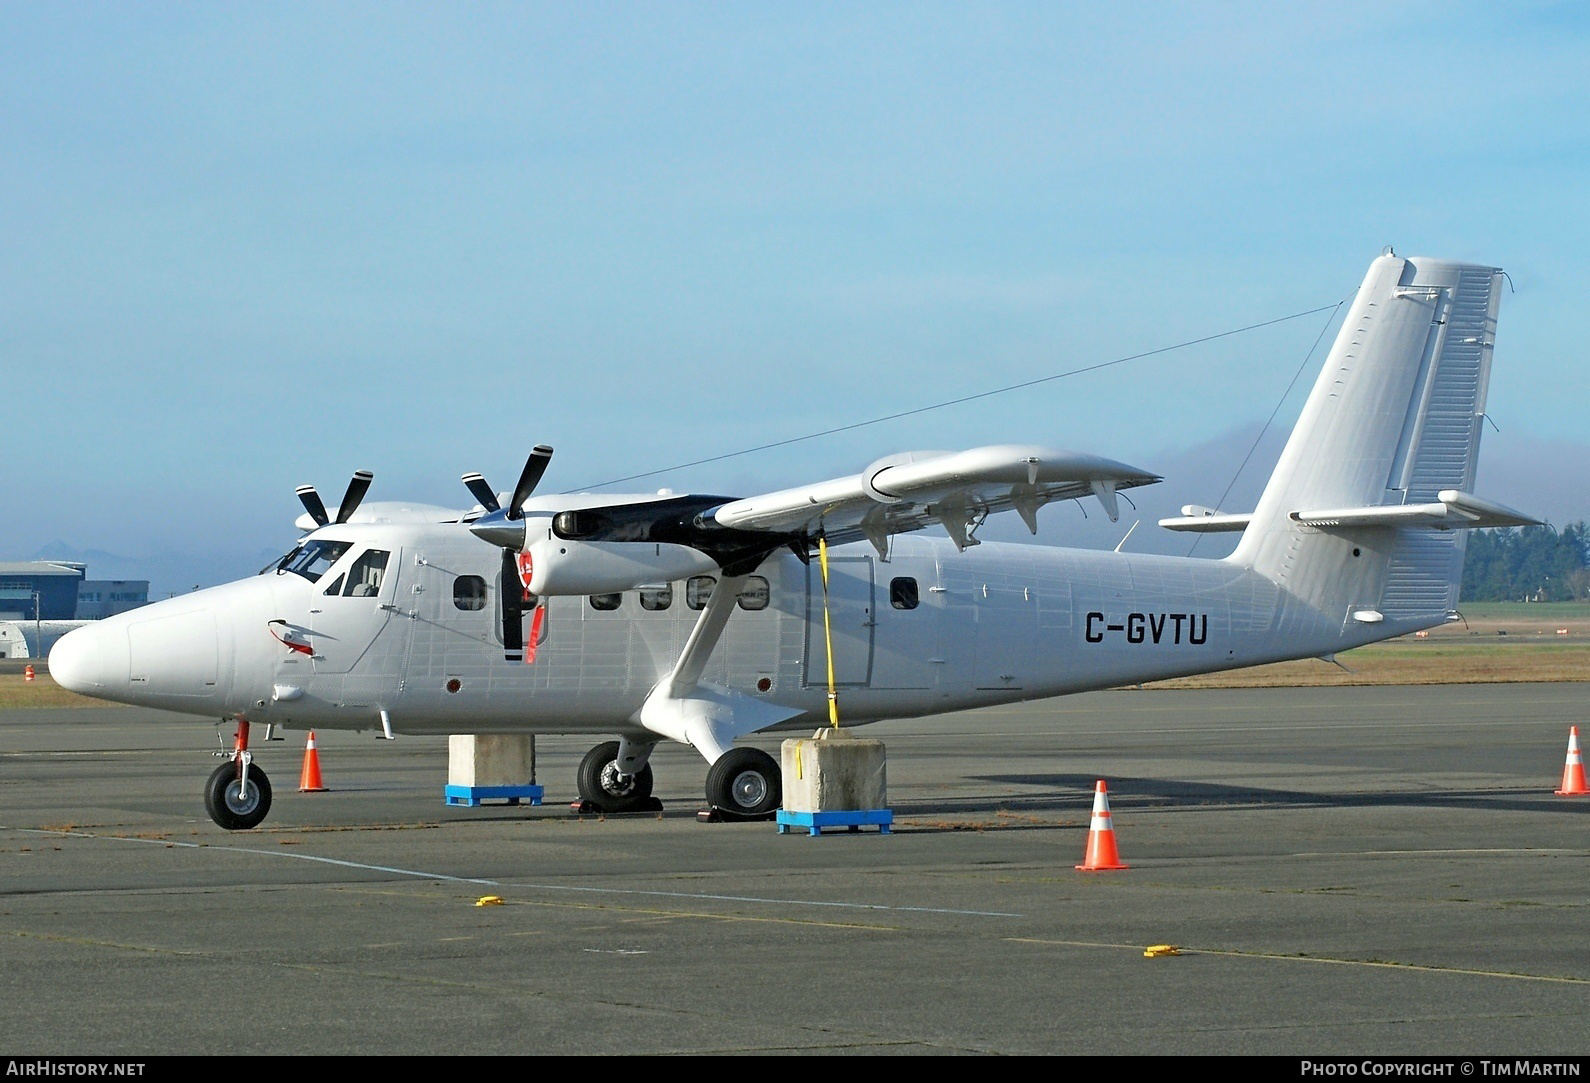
[
  {"xmin": 667, "ymin": 572, "xmax": 749, "ymax": 697},
  {"xmin": 635, "ymin": 571, "xmax": 803, "ymax": 762}
]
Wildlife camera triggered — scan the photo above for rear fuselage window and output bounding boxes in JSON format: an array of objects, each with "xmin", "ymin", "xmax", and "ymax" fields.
[
  {"xmin": 454, "ymin": 575, "xmax": 487, "ymax": 611},
  {"xmin": 589, "ymin": 593, "xmax": 622, "ymax": 611},
  {"xmin": 890, "ymin": 577, "xmax": 919, "ymax": 610},
  {"xmin": 737, "ymin": 576, "xmax": 770, "ymax": 611},
  {"xmin": 686, "ymin": 576, "xmax": 716, "ymax": 610}
]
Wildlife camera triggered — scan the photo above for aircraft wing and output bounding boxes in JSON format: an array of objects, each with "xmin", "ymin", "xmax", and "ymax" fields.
[
  {"xmin": 294, "ymin": 501, "xmax": 470, "ymax": 532},
  {"xmin": 473, "ymin": 443, "xmax": 1161, "ymax": 586},
  {"xmin": 703, "ymin": 444, "xmax": 1160, "ymax": 553}
]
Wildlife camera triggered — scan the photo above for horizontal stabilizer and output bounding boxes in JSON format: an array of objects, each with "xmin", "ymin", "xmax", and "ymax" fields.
[
  {"xmin": 1159, "ymin": 504, "xmax": 1253, "ymax": 533},
  {"xmin": 1163, "ymin": 491, "xmax": 1538, "ymax": 535},
  {"xmin": 1290, "ymin": 490, "xmax": 1542, "ymax": 530}
]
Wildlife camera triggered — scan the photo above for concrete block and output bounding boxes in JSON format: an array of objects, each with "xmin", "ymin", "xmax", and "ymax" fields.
[
  {"xmin": 780, "ymin": 728, "xmax": 887, "ymax": 813},
  {"xmin": 448, "ymin": 734, "xmax": 535, "ymax": 788}
]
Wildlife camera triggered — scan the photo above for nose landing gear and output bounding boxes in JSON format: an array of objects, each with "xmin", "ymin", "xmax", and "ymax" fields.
[
  {"xmin": 204, "ymin": 761, "xmax": 273, "ymax": 829},
  {"xmin": 205, "ymin": 717, "xmax": 273, "ymax": 829}
]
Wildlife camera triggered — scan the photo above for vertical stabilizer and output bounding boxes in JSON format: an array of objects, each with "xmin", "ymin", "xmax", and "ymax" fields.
[{"xmin": 1231, "ymin": 254, "xmax": 1504, "ymax": 623}]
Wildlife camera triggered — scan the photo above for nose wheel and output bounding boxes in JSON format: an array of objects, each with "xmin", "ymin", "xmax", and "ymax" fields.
[{"xmin": 204, "ymin": 761, "xmax": 273, "ymax": 830}]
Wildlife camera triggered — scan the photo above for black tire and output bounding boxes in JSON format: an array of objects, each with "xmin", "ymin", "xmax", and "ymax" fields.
[
  {"xmin": 204, "ymin": 761, "xmax": 273, "ymax": 830},
  {"xmin": 576, "ymin": 741, "xmax": 655, "ymax": 813},
  {"xmin": 705, "ymin": 747, "xmax": 781, "ymax": 817}
]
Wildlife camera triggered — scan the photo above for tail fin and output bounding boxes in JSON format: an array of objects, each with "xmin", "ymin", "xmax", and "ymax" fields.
[{"xmin": 1228, "ymin": 254, "xmax": 1529, "ymax": 625}]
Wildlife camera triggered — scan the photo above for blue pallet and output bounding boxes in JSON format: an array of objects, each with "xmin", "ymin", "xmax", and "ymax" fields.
[
  {"xmin": 444, "ymin": 784, "xmax": 544, "ymax": 808},
  {"xmin": 776, "ymin": 808, "xmax": 892, "ymax": 836}
]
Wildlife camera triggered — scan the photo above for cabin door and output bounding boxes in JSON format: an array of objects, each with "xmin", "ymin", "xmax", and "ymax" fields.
[{"xmin": 803, "ymin": 555, "xmax": 874, "ymax": 688}]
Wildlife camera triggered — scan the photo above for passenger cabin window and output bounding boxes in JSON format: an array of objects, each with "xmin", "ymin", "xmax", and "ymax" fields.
[
  {"xmin": 686, "ymin": 576, "xmax": 716, "ymax": 610},
  {"xmin": 589, "ymin": 593, "xmax": 622, "ymax": 611},
  {"xmin": 890, "ymin": 577, "xmax": 920, "ymax": 610},
  {"xmin": 737, "ymin": 576, "xmax": 770, "ymax": 611},
  {"xmin": 343, "ymin": 549, "xmax": 390, "ymax": 597},
  {"xmin": 639, "ymin": 585, "xmax": 673, "ymax": 611},
  {"xmin": 454, "ymin": 575, "xmax": 487, "ymax": 611},
  {"xmin": 275, "ymin": 540, "xmax": 351, "ymax": 583}
]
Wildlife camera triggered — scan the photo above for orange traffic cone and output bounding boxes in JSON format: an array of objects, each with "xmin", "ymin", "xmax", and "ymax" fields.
[
  {"xmin": 1555, "ymin": 726, "xmax": 1588, "ymax": 797},
  {"xmin": 23, "ymin": 664, "xmax": 35, "ymax": 682},
  {"xmin": 1076, "ymin": 779, "xmax": 1129, "ymax": 871},
  {"xmin": 299, "ymin": 731, "xmax": 327, "ymax": 792}
]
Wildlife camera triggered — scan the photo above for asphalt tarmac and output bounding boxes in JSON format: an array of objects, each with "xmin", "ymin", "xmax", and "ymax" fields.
[{"xmin": 2, "ymin": 683, "xmax": 1587, "ymax": 1056}]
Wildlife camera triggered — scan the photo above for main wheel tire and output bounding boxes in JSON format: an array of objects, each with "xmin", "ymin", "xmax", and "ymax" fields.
[
  {"xmin": 576, "ymin": 741, "xmax": 655, "ymax": 813},
  {"xmin": 204, "ymin": 761, "xmax": 273, "ymax": 830},
  {"xmin": 705, "ymin": 747, "xmax": 781, "ymax": 817}
]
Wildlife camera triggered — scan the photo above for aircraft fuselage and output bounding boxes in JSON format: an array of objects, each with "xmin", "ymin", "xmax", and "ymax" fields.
[{"xmin": 51, "ymin": 523, "xmax": 1435, "ymax": 738}]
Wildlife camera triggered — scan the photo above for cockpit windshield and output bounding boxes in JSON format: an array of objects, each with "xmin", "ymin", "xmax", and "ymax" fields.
[{"xmin": 268, "ymin": 540, "xmax": 352, "ymax": 583}]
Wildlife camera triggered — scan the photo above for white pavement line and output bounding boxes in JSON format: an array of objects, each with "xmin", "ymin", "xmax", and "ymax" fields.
[
  {"xmin": 11, "ymin": 826, "xmax": 501, "ymax": 885},
  {"xmin": 496, "ymin": 881, "xmax": 1024, "ymax": 918},
  {"xmin": 9, "ymin": 825, "xmax": 1022, "ymax": 917}
]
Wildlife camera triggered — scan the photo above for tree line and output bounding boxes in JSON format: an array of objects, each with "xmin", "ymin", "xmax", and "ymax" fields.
[{"xmin": 1461, "ymin": 522, "xmax": 1589, "ymax": 602}]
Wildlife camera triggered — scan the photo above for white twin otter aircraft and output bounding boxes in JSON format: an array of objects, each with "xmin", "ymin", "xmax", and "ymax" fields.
[{"xmin": 50, "ymin": 254, "xmax": 1539, "ymax": 829}]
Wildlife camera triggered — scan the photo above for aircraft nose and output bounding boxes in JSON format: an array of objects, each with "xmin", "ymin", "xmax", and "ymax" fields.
[{"xmin": 49, "ymin": 623, "xmax": 129, "ymax": 695}]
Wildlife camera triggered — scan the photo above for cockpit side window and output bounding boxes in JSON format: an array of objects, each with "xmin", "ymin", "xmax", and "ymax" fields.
[
  {"xmin": 276, "ymin": 540, "xmax": 352, "ymax": 583},
  {"xmin": 342, "ymin": 549, "xmax": 389, "ymax": 597}
]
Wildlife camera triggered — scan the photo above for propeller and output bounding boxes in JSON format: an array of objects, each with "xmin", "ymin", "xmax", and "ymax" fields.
[
  {"xmin": 465, "ymin": 446, "xmax": 554, "ymax": 550},
  {"xmin": 462, "ymin": 447, "xmax": 554, "ymax": 663},
  {"xmin": 296, "ymin": 470, "xmax": 375, "ymax": 527}
]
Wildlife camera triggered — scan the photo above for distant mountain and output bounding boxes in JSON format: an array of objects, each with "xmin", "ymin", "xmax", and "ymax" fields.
[{"xmin": 28, "ymin": 542, "xmax": 284, "ymax": 601}]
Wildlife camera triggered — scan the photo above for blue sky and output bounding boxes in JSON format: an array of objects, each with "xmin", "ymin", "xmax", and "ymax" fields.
[{"xmin": 3, "ymin": 3, "xmax": 1587, "ymax": 596}]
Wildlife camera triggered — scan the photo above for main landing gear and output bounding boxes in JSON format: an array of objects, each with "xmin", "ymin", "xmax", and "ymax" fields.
[
  {"xmin": 205, "ymin": 718, "xmax": 272, "ymax": 829},
  {"xmin": 574, "ymin": 740, "xmax": 661, "ymax": 814},
  {"xmin": 702, "ymin": 747, "xmax": 781, "ymax": 821},
  {"xmin": 572, "ymin": 740, "xmax": 781, "ymax": 821}
]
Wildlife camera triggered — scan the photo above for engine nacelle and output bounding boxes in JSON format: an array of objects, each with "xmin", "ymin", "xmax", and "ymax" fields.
[{"xmin": 524, "ymin": 537, "xmax": 720, "ymax": 596}]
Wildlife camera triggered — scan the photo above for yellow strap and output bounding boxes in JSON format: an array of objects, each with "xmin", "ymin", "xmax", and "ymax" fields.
[{"xmin": 819, "ymin": 534, "xmax": 840, "ymax": 728}]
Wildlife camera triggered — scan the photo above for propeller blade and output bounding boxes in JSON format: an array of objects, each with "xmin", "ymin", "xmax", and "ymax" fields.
[
  {"xmin": 500, "ymin": 550, "xmax": 525, "ymax": 660},
  {"xmin": 461, "ymin": 472, "xmax": 500, "ymax": 512},
  {"xmin": 335, "ymin": 470, "xmax": 374, "ymax": 524},
  {"xmin": 507, "ymin": 446, "xmax": 554, "ymax": 521},
  {"xmin": 295, "ymin": 486, "xmax": 330, "ymax": 527}
]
